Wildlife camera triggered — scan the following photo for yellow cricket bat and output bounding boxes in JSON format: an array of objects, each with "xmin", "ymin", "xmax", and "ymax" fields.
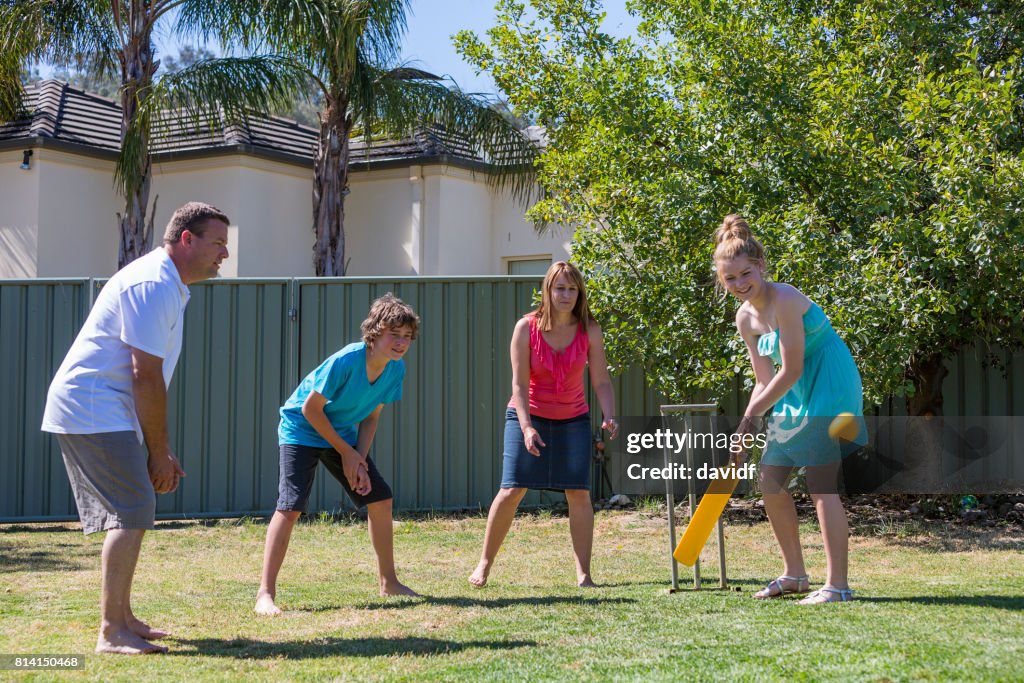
[{"xmin": 673, "ymin": 470, "xmax": 740, "ymax": 567}]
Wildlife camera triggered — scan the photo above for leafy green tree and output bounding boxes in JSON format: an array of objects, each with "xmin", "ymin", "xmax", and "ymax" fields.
[
  {"xmin": 0, "ymin": 1, "xmax": 306, "ymax": 268},
  {"xmin": 161, "ymin": 45, "xmax": 217, "ymax": 74},
  {"xmin": 456, "ymin": 0, "xmax": 1024, "ymax": 416},
  {"xmin": 237, "ymin": 0, "xmax": 540, "ymax": 275}
]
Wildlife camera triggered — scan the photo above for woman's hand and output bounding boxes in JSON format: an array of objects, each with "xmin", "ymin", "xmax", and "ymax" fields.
[
  {"xmin": 602, "ymin": 417, "xmax": 619, "ymax": 440},
  {"xmin": 523, "ymin": 426, "xmax": 546, "ymax": 456},
  {"xmin": 730, "ymin": 415, "xmax": 762, "ymax": 465}
]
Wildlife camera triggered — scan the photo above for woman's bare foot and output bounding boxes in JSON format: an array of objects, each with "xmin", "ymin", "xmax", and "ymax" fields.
[
  {"xmin": 380, "ymin": 579, "xmax": 420, "ymax": 597},
  {"xmin": 96, "ymin": 626, "xmax": 168, "ymax": 654},
  {"xmin": 468, "ymin": 561, "xmax": 490, "ymax": 588},
  {"xmin": 126, "ymin": 615, "xmax": 170, "ymax": 640},
  {"xmin": 578, "ymin": 575, "xmax": 597, "ymax": 588},
  {"xmin": 254, "ymin": 590, "xmax": 283, "ymax": 616}
]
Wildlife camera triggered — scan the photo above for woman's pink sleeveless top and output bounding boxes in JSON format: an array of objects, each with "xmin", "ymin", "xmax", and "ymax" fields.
[{"xmin": 507, "ymin": 313, "xmax": 589, "ymax": 420}]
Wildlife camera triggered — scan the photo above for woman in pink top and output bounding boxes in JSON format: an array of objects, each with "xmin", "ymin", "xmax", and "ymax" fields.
[{"xmin": 469, "ymin": 261, "xmax": 619, "ymax": 588}]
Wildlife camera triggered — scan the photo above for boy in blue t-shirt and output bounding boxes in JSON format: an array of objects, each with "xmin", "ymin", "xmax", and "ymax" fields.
[{"xmin": 255, "ymin": 294, "xmax": 419, "ymax": 615}]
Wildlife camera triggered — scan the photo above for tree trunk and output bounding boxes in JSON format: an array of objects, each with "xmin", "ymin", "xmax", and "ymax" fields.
[
  {"xmin": 901, "ymin": 351, "xmax": 949, "ymax": 493},
  {"xmin": 312, "ymin": 97, "xmax": 351, "ymax": 276},
  {"xmin": 906, "ymin": 352, "xmax": 948, "ymax": 417},
  {"xmin": 116, "ymin": 3, "xmax": 158, "ymax": 269}
]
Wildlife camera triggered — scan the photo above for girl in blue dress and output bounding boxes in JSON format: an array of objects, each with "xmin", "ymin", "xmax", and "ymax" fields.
[{"xmin": 715, "ymin": 214, "xmax": 864, "ymax": 603}]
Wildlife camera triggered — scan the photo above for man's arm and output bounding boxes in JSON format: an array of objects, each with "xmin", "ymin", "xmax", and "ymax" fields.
[{"xmin": 131, "ymin": 347, "xmax": 185, "ymax": 494}]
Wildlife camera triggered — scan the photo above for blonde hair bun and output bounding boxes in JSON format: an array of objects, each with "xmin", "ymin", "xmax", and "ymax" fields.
[
  {"xmin": 712, "ymin": 213, "xmax": 765, "ymax": 264},
  {"xmin": 715, "ymin": 214, "xmax": 752, "ymax": 245}
]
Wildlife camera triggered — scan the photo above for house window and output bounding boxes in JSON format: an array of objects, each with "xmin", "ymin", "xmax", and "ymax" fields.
[{"xmin": 507, "ymin": 258, "xmax": 551, "ymax": 275}]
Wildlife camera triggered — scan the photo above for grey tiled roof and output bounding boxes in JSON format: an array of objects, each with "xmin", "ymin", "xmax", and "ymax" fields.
[
  {"xmin": 0, "ymin": 80, "xmax": 122, "ymax": 151},
  {"xmin": 0, "ymin": 80, "xmax": 500, "ymax": 166}
]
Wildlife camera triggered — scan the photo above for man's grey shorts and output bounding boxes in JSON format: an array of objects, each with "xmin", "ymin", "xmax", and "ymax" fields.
[{"xmin": 56, "ymin": 432, "xmax": 155, "ymax": 535}]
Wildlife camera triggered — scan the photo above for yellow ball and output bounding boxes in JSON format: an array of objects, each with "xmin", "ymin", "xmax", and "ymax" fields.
[{"xmin": 828, "ymin": 412, "xmax": 859, "ymax": 442}]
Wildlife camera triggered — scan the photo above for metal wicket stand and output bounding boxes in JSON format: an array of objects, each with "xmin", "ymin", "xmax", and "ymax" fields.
[{"xmin": 660, "ymin": 403, "xmax": 728, "ymax": 592}]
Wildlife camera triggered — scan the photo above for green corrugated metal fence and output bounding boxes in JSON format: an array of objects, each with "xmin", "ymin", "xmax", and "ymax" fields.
[
  {"xmin": 2, "ymin": 276, "xmax": 646, "ymax": 520},
  {"xmin": 1, "ymin": 280, "xmax": 90, "ymax": 519},
  {"xmin": 1, "ymin": 277, "xmax": 1021, "ymax": 521}
]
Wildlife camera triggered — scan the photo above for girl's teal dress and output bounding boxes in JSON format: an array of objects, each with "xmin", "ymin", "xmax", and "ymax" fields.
[{"xmin": 757, "ymin": 302, "xmax": 866, "ymax": 466}]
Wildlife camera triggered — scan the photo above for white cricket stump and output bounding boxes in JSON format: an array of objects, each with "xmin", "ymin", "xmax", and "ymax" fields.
[{"xmin": 659, "ymin": 403, "xmax": 728, "ymax": 592}]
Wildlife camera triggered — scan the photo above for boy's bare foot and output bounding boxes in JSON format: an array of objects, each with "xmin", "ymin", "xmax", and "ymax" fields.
[
  {"xmin": 255, "ymin": 590, "xmax": 283, "ymax": 616},
  {"xmin": 380, "ymin": 579, "xmax": 420, "ymax": 597},
  {"xmin": 126, "ymin": 615, "xmax": 170, "ymax": 640},
  {"xmin": 96, "ymin": 626, "xmax": 168, "ymax": 654},
  {"xmin": 578, "ymin": 575, "xmax": 597, "ymax": 588},
  {"xmin": 468, "ymin": 561, "xmax": 490, "ymax": 588}
]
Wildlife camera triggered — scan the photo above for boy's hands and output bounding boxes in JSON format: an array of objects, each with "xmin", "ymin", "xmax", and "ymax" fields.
[
  {"xmin": 342, "ymin": 450, "xmax": 372, "ymax": 496},
  {"xmin": 353, "ymin": 462, "xmax": 371, "ymax": 496}
]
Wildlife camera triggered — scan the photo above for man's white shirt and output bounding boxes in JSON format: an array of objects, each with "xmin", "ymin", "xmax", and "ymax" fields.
[{"xmin": 42, "ymin": 247, "xmax": 190, "ymax": 443}]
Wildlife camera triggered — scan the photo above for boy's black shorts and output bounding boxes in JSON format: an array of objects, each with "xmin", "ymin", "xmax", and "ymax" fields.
[{"xmin": 277, "ymin": 443, "xmax": 393, "ymax": 512}]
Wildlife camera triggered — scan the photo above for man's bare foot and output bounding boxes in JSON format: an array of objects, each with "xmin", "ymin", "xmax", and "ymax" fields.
[
  {"xmin": 468, "ymin": 561, "xmax": 490, "ymax": 588},
  {"xmin": 578, "ymin": 575, "xmax": 597, "ymax": 588},
  {"xmin": 255, "ymin": 590, "xmax": 283, "ymax": 616},
  {"xmin": 126, "ymin": 615, "xmax": 170, "ymax": 640},
  {"xmin": 96, "ymin": 626, "xmax": 168, "ymax": 654},
  {"xmin": 380, "ymin": 579, "xmax": 420, "ymax": 597}
]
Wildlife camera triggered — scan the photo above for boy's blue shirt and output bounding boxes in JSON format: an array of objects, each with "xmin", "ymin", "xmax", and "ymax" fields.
[{"xmin": 278, "ymin": 342, "xmax": 405, "ymax": 448}]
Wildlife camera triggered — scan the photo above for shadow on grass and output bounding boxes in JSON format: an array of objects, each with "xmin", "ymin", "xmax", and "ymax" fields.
[
  {"xmin": 352, "ymin": 595, "xmax": 638, "ymax": 610},
  {"xmin": 881, "ymin": 533, "xmax": 1024, "ymax": 553},
  {"xmin": 592, "ymin": 581, "xmax": 675, "ymax": 589},
  {"xmin": 0, "ymin": 541, "xmax": 92, "ymax": 572},
  {"xmin": 859, "ymin": 595, "xmax": 1024, "ymax": 611},
  {"xmin": 662, "ymin": 577, "xmax": 766, "ymax": 592},
  {"xmin": 170, "ymin": 636, "xmax": 535, "ymax": 658},
  {"xmin": 0, "ymin": 523, "xmax": 80, "ymax": 533}
]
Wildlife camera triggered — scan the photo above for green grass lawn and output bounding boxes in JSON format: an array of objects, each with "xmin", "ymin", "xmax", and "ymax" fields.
[{"xmin": 1, "ymin": 508, "xmax": 1022, "ymax": 682}]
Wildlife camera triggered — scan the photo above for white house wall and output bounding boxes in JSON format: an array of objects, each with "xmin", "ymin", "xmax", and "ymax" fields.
[
  {"xmin": 428, "ymin": 168, "xmax": 491, "ymax": 275},
  {"xmin": 491, "ymin": 185, "xmax": 573, "ymax": 273},
  {"xmin": 0, "ymin": 149, "xmax": 41, "ymax": 278},
  {"xmin": 345, "ymin": 167, "xmax": 419, "ymax": 275},
  {"xmin": 152, "ymin": 155, "xmax": 315, "ymax": 278},
  {"xmin": 35, "ymin": 149, "xmax": 119, "ymax": 277},
  {"xmin": 1, "ymin": 148, "xmax": 571, "ymax": 278},
  {"xmin": 233, "ymin": 161, "xmax": 315, "ymax": 277}
]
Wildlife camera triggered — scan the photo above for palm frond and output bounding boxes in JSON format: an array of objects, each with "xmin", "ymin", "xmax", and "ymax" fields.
[
  {"xmin": 211, "ymin": 0, "xmax": 409, "ymax": 90},
  {"xmin": 0, "ymin": 0, "xmax": 118, "ymax": 119},
  {"xmin": 362, "ymin": 64, "xmax": 541, "ymax": 204},
  {"xmin": 357, "ymin": 0, "xmax": 411, "ymax": 67},
  {"xmin": 1, "ymin": 0, "xmax": 117, "ymax": 68},
  {"xmin": 174, "ymin": 0, "xmax": 319, "ymax": 51},
  {"xmin": 117, "ymin": 54, "xmax": 310, "ymax": 194}
]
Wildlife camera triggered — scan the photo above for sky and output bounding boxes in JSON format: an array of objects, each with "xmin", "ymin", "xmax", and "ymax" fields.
[
  {"xmin": 38, "ymin": 1, "xmax": 641, "ymax": 99},
  {"xmin": 398, "ymin": 0, "xmax": 641, "ymax": 96}
]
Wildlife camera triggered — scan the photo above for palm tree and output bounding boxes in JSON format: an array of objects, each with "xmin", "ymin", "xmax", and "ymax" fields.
[
  {"xmin": 0, "ymin": 1, "xmax": 307, "ymax": 268},
  {"xmin": 239, "ymin": 0, "xmax": 539, "ymax": 275}
]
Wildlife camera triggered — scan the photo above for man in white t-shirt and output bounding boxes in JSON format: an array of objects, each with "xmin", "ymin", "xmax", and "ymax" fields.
[{"xmin": 42, "ymin": 202, "xmax": 230, "ymax": 655}]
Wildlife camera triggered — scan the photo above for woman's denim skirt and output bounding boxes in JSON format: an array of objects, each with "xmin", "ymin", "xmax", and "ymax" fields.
[{"xmin": 500, "ymin": 408, "xmax": 592, "ymax": 491}]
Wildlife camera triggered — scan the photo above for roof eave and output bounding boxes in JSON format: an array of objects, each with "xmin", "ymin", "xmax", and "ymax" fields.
[{"xmin": 0, "ymin": 136, "xmax": 502, "ymax": 174}]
